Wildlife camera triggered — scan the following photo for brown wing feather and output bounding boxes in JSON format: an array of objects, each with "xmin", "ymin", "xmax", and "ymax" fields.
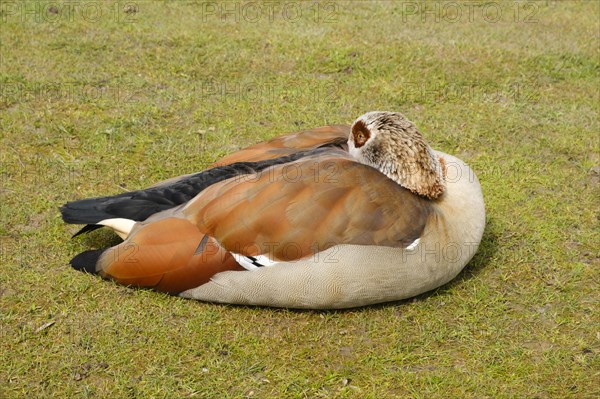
[
  {"xmin": 213, "ymin": 125, "xmax": 350, "ymax": 166},
  {"xmin": 144, "ymin": 125, "xmax": 349, "ymax": 190},
  {"xmin": 96, "ymin": 217, "xmax": 243, "ymax": 293},
  {"xmin": 183, "ymin": 150, "xmax": 431, "ymax": 261}
]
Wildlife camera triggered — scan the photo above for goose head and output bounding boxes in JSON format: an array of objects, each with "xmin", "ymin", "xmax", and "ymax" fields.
[{"xmin": 348, "ymin": 111, "xmax": 446, "ymax": 199}]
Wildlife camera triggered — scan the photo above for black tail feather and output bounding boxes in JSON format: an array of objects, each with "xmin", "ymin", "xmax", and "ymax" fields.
[
  {"xmin": 72, "ymin": 224, "xmax": 103, "ymax": 238},
  {"xmin": 60, "ymin": 146, "xmax": 345, "ymax": 226},
  {"xmin": 59, "ymin": 195, "xmax": 168, "ymax": 225},
  {"xmin": 70, "ymin": 249, "xmax": 106, "ymax": 274}
]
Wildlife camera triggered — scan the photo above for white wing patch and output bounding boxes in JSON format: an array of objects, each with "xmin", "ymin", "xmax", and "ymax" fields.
[
  {"xmin": 232, "ymin": 253, "xmax": 279, "ymax": 271},
  {"xmin": 98, "ymin": 218, "xmax": 136, "ymax": 240},
  {"xmin": 233, "ymin": 240, "xmax": 420, "ymax": 270},
  {"xmin": 405, "ymin": 238, "xmax": 420, "ymax": 251}
]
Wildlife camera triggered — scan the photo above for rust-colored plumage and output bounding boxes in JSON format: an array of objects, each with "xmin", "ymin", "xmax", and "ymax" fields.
[
  {"xmin": 213, "ymin": 125, "xmax": 350, "ymax": 166},
  {"xmin": 185, "ymin": 152, "xmax": 429, "ymax": 261},
  {"xmin": 96, "ymin": 217, "xmax": 243, "ymax": 293},
  {"xmin": 61, "ymin": 112, "xmax": 486, "ymax": 308}
]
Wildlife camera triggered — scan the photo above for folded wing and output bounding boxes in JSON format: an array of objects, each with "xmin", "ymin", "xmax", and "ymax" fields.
[{"xmin": 184, "ymin": 150, "xmax": 431, "ymax": 262}]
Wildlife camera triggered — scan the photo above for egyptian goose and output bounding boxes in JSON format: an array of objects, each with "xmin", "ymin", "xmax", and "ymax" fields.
[{"xmin": 60, "ymin": 111, "xmax": 485, "ymax": 309}]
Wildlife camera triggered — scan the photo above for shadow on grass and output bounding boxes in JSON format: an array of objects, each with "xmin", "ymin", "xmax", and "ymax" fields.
[{"xmin": 77, "ymin": 228, "xmax": 123, "ymax": 250}]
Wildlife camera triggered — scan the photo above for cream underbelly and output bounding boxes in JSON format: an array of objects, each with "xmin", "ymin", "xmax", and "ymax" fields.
[{"xmin": 179, "ymin": 240, "xmax": 479, "ymax": 309}]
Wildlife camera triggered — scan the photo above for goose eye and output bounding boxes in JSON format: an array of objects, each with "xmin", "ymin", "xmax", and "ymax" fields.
[
  {"xmin": 351, "ymin": 120, "xmax": 370, "ymax": 148},
  {"xmin": 355, "ymin": 131, "xmax": 367, "ymax": 146}
]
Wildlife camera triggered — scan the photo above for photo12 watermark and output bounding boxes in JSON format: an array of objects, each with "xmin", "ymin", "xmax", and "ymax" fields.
[
  {"xmin": 215, "ymin": 156, "xmax": 480, "ymax": 187},
  {"xmin": 185, "ymin": 237, "xmax": 481, "ymax": 266},
  {"xmin": 0, "ymin": 1, "xmax": 139, "ymax": 23},
  {"xmin": 3, "ymin": 155, "xmax": 125, "ymax": 191},
  {"xmin": 401, "ymin": 240, "xmax": 480, "ymax": 264},
  {"xmin": 400, "ymin": 1, "xmax": 539, "ymax": 24},
  {"xmin": 0, "ymin": 81, "xmax": 138, "ymax": 105},
  {"xmin": 196, "ymin": 80, "xmax": 337, "ymax": 105},
  {"xmin": 398, "ymin": 81, "xmax": 534, "ymax": 104},
  {"xmin": 199, "ymin": 1, "xmax": 339, "ymax": 23}
]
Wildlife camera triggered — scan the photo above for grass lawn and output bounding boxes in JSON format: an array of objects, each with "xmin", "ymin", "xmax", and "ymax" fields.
[{"xmin": 1, "ymin": 1, "xmax": 598, "ymax": 397}]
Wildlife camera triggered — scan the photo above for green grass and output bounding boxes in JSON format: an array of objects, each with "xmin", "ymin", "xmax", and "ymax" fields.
[{"xmin": 1, "ymin": 1, "xmax": 599, "ymax": 397}]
